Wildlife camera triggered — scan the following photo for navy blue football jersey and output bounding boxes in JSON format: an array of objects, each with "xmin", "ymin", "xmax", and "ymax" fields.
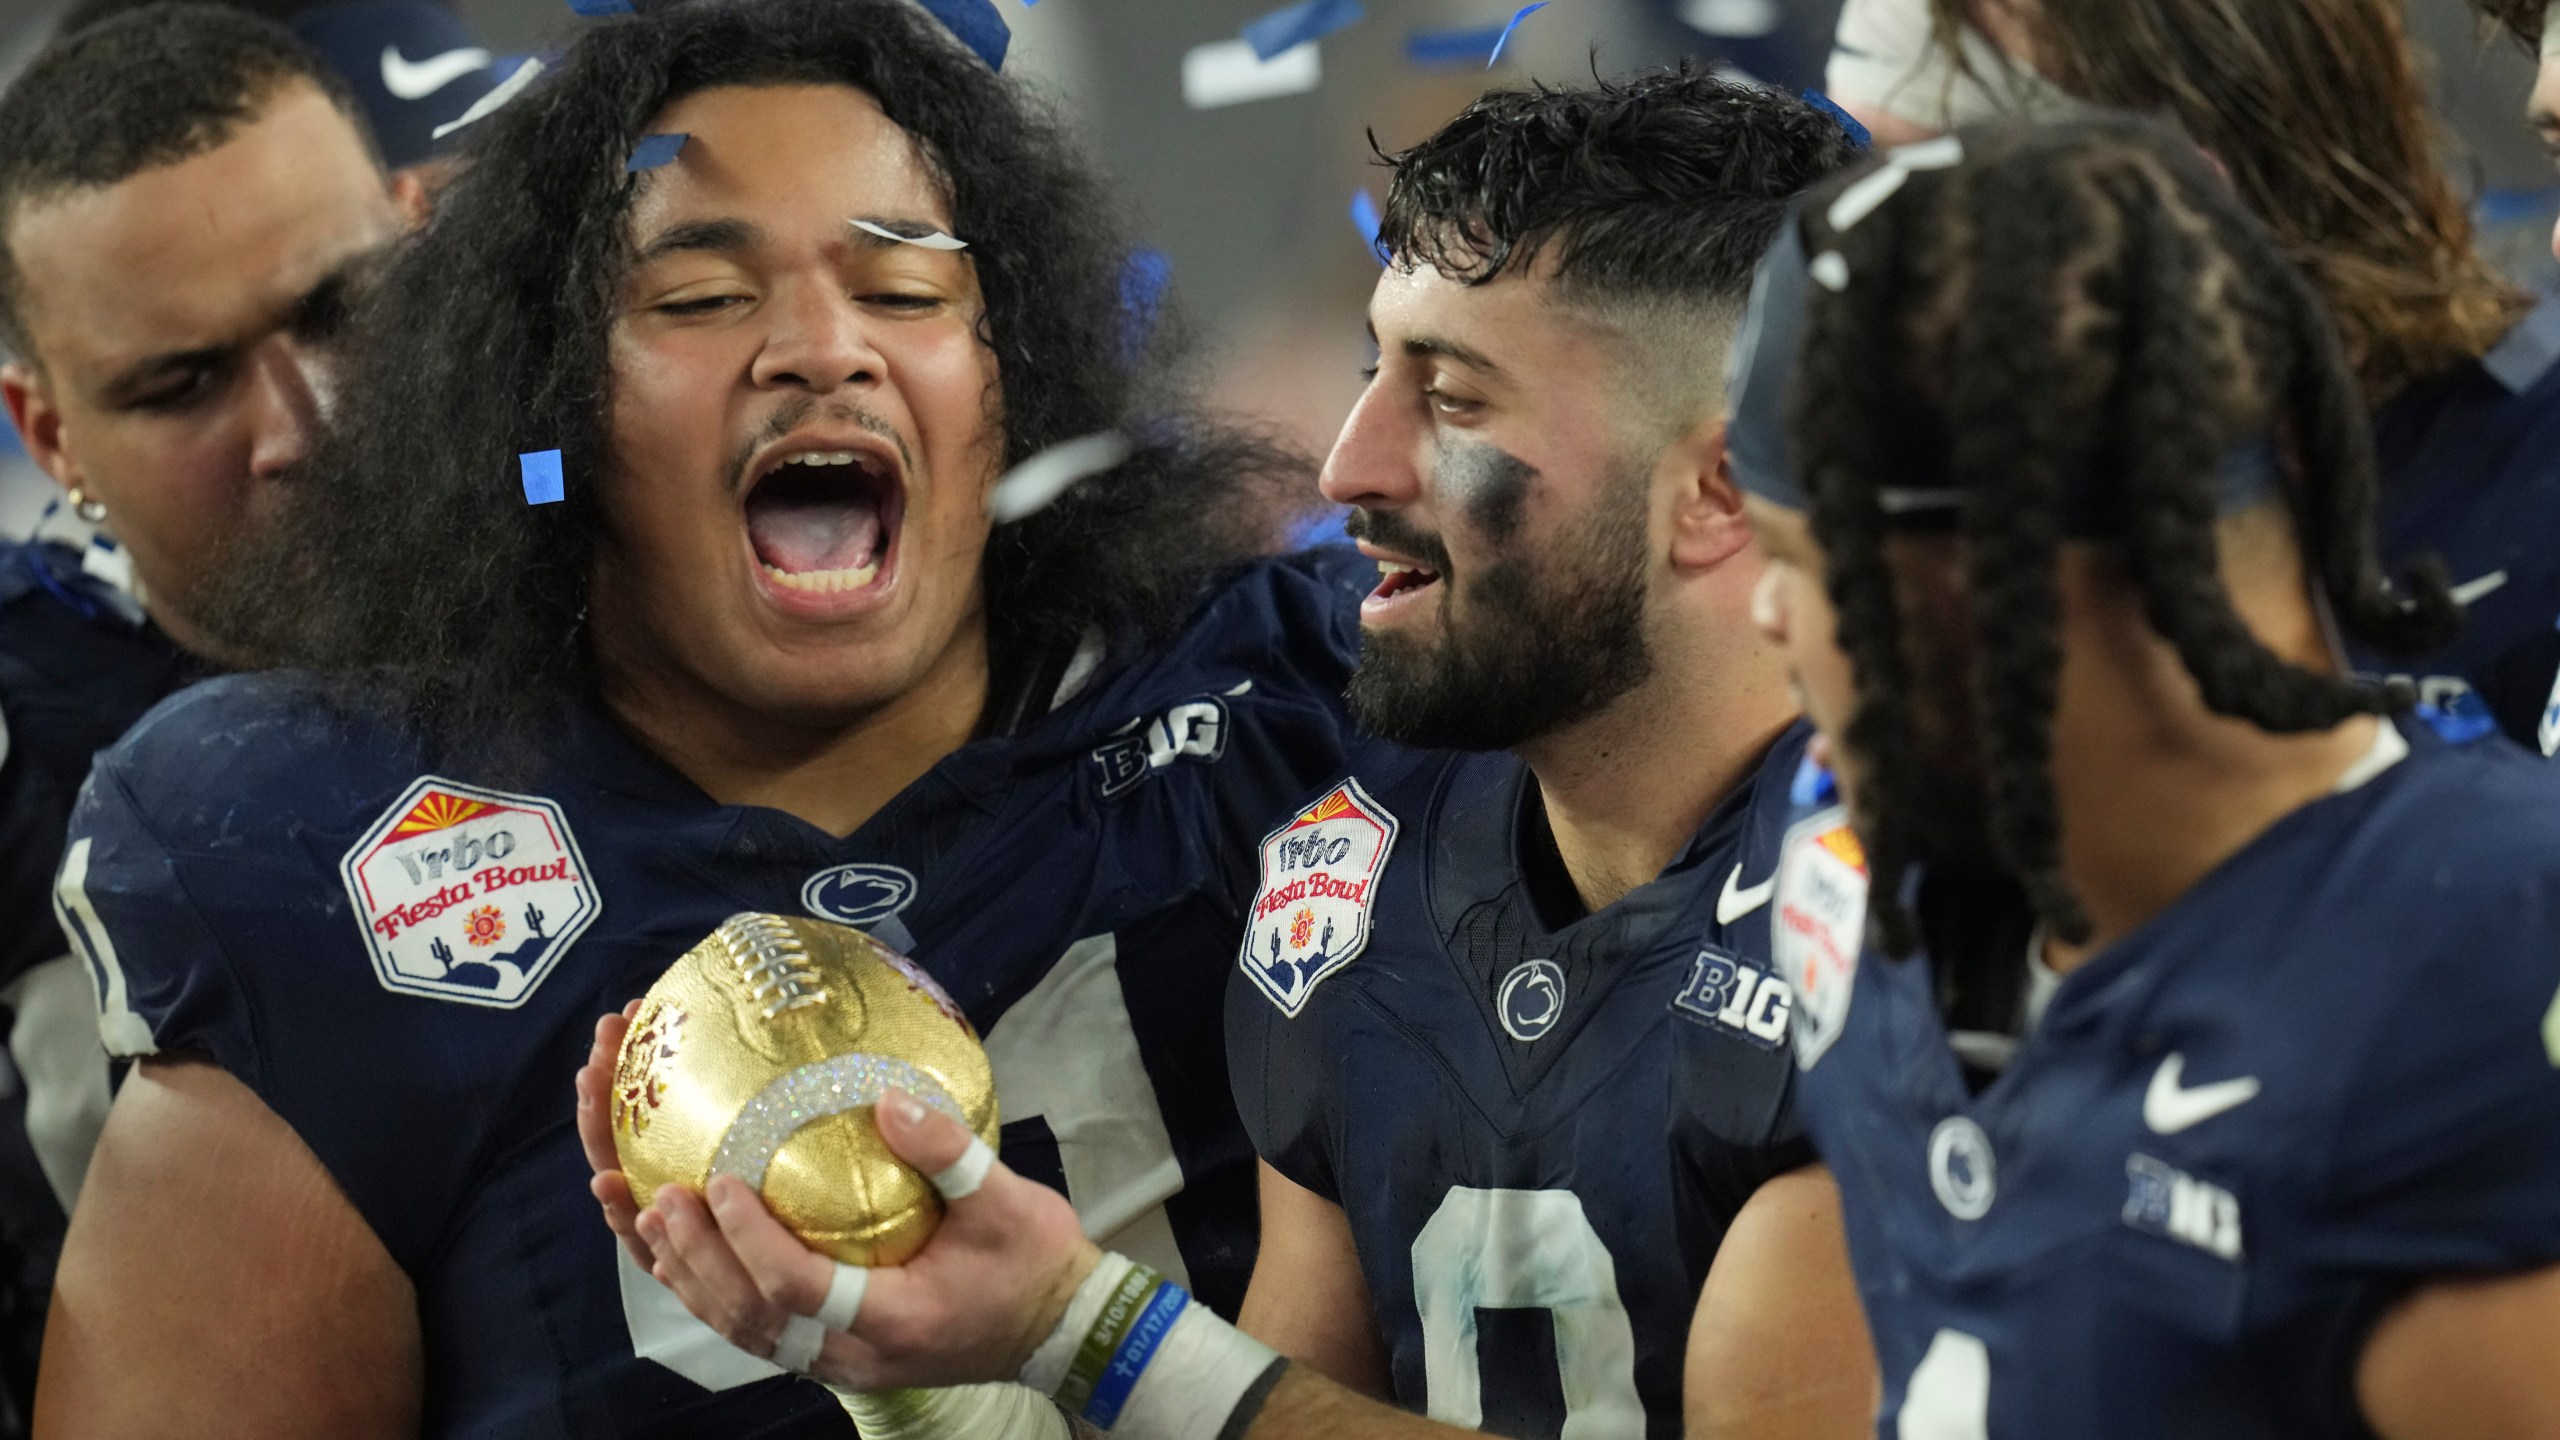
[
  {"xmin": 1229, "ymin": 722, "xmax": 1816, "ymax": 1438},
  {"xmin": 55, "ymin": 550, "xmax": 1368, "ymax": 1439},
  {"xmin": 1789, "ymin": 719, "xmax": 2560, "ymax": 1438},
  {"xmin": 2367, "ymin": 294, "xmax": 2560, "ymax": 756},
  {"xmin": 0, "ymin": 536, "xmax": 194, "ymax": 1435},
  {"xmin": 0, "ymin": 538, "xmax": 194, "ymax": 987}
]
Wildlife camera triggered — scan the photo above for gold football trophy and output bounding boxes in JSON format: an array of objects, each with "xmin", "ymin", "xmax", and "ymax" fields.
[{"xmin": 609, "ymin": 912, "xmax": 999, "ymax": 1266}]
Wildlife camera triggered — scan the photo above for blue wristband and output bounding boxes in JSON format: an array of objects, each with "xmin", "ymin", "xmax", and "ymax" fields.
[{"xmin": 1080, "ymin": 1280, "xmax": 1189, "ymax": 1428}]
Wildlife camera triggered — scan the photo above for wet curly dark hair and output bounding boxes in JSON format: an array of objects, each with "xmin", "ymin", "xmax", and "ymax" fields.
[{"xmin": 209, "ymin": 0, "xmax": 1310, "ymax": 755}]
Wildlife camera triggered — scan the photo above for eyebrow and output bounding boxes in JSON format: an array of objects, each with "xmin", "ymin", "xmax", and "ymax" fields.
[
  {"xmin": 846, "ymin": 215, "xmax": 959, "ymax": 248},
  {"xmin": 631, "ymin": 217, "xmax": 763, "ymax": 265},
  {"xmin": 97, "ymin": 251, "xmax": 373, "ymax": 403},
  {"xmin": 1399, "ymin": 332, "xmax": 1503, "ymax": 376}
]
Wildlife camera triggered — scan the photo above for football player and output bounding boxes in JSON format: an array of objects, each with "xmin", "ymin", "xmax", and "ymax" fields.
[
  {"xmin": 1224, "ymin": 73, "xmax": 1867, "ymax": 1439},
  {"xmin": 0, "ymin": 5, "xmax": 411, "ymax": 1427},
  {"xmin": 585, "ymin": 72, "xmax": 1880, "ymax": 1440},
  {"xmin": 42, "ymin": 0, "xmax": 1363, "ymax": 1435},
  {"xmin": 1820, "ymin": 0, "xmax": 2560, "ymax": 758},
  {"xmin": 1728, "ymin": 115, "xmax": 2560, "ymax": 1437}
]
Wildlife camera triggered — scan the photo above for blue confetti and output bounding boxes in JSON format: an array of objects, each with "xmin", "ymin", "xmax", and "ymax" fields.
[
  {"xmin": 1405, "ymin": 23, "xmax": 1506, "ymax": 66},
  {"xmin": 1799, "ymin": 90, "xmax": 1870, "ymax": 152},
  {"xmin": 1349, "ymin": 189, "xmax": 1386, "ymax": 266},
  {"xmin": 566, "ymin": 0, "xmax": 631, "ymax": 15},
  {"xmin": 914, "ymin": 0, "xmax": 1010, "ymax": 69},
  {"xmin": 520, "ymin": 449, "xmax": 565, "ymax": 506},
  {"xmin": 1486, "ymin": 2, "xmax": 1548, "ymax": 67},
  {"xmin": 625, "ymin": 133, "xmax": 688, "ymax": 173},
  {"xmin": 2477, "ymin": 182, "xmax": 2560, "ymax": 227},
  {"xmin": 1788, "ymin": 754, "xmax": 1838, "ymax": 808},
  {"xmin": 1119, "ymin": 249, "xmax": 1173, "ymax": 366},
  {"xmin": 1242, "ymin": 0, "xmax": 1365, "ymax": 61},
  {"xmin": 2415, "ymin": 694, "xmax": 2498, "ymax": 745}
]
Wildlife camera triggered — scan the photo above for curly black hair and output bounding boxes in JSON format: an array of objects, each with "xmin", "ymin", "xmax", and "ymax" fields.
[
  {"xmin": 1787, "ymin": 115, "xmax": 2459, "ymax": 951},
  {"xmin": 0, "ymin": 2, "xmax": 365, "ymax": 363},
  {"xmin": 207, "ymin": 0, "xmax": 1309, "ymax": 757},
  {"xmin": 1374, "ymin": 64, "xmax": 1859, "ymax": 421}
]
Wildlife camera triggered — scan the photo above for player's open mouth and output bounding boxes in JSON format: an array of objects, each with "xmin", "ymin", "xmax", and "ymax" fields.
[
  {"xmin": 742, "ymin": 445, "xmax": 904, "ymax": 603},
  {"xmin": 1358, "ymin": 544, "xmax": 1445, "ymax": 623}
]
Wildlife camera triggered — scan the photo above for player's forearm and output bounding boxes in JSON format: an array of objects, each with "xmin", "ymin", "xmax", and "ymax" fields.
[{"xmin": 1239, "ymin": 1365, "xmax": 1478, "ymax": 1440}]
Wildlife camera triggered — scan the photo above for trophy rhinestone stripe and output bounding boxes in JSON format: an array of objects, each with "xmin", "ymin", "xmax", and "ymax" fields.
[{"xmin": 708, "ymin": 1053, "xmax": 970, "ymax": 1188}]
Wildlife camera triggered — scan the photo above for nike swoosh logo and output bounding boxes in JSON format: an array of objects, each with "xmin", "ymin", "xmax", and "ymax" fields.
[
  {"xmin": 381, "ymin": 44, "xmax": 491, "ymax": 100},
  {"xmin": 1717, "ymin": 863, "xmax": 1774, "ymax": 925},
  {"xmin": 2142, "ymin": 1053, "xmax": 2260, "ymax": 1135}
]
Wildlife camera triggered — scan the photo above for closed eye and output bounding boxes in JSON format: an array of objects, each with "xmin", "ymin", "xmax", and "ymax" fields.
[{"xmin": 657, "ymin": 294, "xmax": 746, "ymax": 317}]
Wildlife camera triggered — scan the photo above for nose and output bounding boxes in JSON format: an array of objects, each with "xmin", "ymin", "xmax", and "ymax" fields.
[
  {"xmin": 751, "ymin": 280, "xmax": 886, "ymax": 395},
  {"xmin": 245, "ymin": 336, "xmax": 323, "ymax": 480},
  {"xmin": 1318, "ymin": 376, "xmax": 1425, "ymax": 514}
]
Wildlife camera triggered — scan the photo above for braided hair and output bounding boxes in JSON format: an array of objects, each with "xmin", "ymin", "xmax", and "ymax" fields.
[{"xmin": 1787, "ymin": 116, "xmax": 2459, "ymax": 951}]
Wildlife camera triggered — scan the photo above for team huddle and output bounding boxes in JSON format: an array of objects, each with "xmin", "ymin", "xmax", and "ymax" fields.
[{"xmin": 1, "ymin": 0, "xmax": 2556, "ymax": 1437}]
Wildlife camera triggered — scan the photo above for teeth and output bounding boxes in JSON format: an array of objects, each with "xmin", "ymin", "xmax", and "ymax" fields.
[
  {"xmin": 1379, "ymin": 561, "xmax": 1414, "ymax": 577},
  {"xmin": 781, "ymin": 451, "xmax": 860, "ymax": 467},
  {"xmin": 761, "ymin": 560, "xmax": 880, "ymax": 592}
]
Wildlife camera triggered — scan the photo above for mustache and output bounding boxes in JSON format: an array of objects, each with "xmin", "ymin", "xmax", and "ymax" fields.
[
  {"xmin": 725, "ymin": 396, "xmax": 914, "ymax": 494},
  {"xmin": 1343, "ymin": 507, "xmax": 1453, "ymax": 573}
]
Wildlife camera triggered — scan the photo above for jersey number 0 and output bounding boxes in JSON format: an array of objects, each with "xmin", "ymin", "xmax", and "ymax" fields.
[{"xmin": 1411, "ymin": 1186, "xmax": 1643, "ymax": 1437}]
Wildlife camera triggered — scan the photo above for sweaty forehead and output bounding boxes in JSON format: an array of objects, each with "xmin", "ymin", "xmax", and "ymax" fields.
[
  {"xmin": 8, "ymin": 84, "xmax": 390, "ymax": 379},
  {"xmin": 627, "ymin": 84, "xmax": 951, "ymax": 242},
  {"xmin": 1368, "ymin": 258, "xmax": 1615, "ymax": 374}
]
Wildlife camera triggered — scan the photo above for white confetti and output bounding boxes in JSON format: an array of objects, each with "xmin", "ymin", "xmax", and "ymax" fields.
[
  {"xmin": 429, "ymin": 56, "xmax": 543, "ymax": 141},
  {"xmin": 987, "ymin": 432, "xmax": 1132, "ymax": 523},
  {"xmin": 850, "ymin": 219, "xmax": 969, "ymax": 251},
  {"xmin": 1181, "ymin": 37, "xmax": 1321, "ymax": 110}
]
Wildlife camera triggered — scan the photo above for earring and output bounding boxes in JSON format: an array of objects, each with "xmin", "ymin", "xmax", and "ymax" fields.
[{"xmin": 65, "ymin": 486, "xmax": 106, "ymax": 524}]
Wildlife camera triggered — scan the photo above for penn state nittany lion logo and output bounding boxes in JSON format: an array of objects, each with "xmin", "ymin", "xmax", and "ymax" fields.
[
  {"xmin": 801, "ymin": 862, "xmax": 918, "ymax": 928},
  {"xmin": 1240, "ymin": 778, "xmax": 1398, "ymax": 1016},
  {"xmin": 341, "ymin": 776, "xmax": 601, "ymax": 1008}
]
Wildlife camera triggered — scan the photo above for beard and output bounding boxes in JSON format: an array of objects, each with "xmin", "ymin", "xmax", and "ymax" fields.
[{"xmin": 1345, "ymin": 457, "xmax": 1655, "ymax": 751}]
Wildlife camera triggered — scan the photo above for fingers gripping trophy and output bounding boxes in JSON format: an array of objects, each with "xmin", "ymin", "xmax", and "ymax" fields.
[
  {"xmin": 607, "ymin": 914, "xmax": 1046, "ymax": 1435},
  {"xmin": 588, "ymin": 914, "xmax": 1289, "ymax": 1439}
]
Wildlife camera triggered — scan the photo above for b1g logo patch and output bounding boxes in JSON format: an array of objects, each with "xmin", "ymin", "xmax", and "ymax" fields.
[
  {"xmin": 1671, "ymin": 944, "xmax": 1793, "ymax": 1051},
  {"xmin": 340, "ymin": 776, "xmax": 602, "ymax": 1008},
  {"xmin": 1240, "ymin": 777, "xmax": 1398, "ymax": 1016},
  {"xmin": 1774, "ymin": 806, "xmax": 1868, "ymax": 1069}
]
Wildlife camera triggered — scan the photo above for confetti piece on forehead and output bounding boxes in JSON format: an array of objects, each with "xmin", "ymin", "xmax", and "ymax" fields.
[
  {"xmin": 1182, "ymin": 37, "xmax": 1322, "ymax": 109},
  {"xmin": 851, "ymin": 219, "xmax": 970, "ymax": 251},
  {"xmin": 914, "ymin": 0, "xmax": 1010, "ymax": 69},
  {"xmin": 520, "ymin": 450, "xmax": 565, "ymax": 506},
  {"xmin": 624, "ymin": 133, "xmax": 688, "ymax": 173},
  {"xmin": 1349, "ymin": 190, "xmax": 1386, "ymax": 267},
  {"xmin": 566, "ymin": 0, "xmax": 631, "ymax": 15},
  {"xmin": 987, "ymin": 432, "xmax": 1133, "ymax": 523},
  {"xmin": 1404, "ymin": 23, "xmax": 1506, "ymax": 66},
  {"xmin": 1799, "ymin": 90, "xmax": 1870, "ymax": 151},
  {"xmin": 1241, "ymin": 0, "xmax": 1365, "ymax": 62},
  {"xmin": 1487, "ymin": 2, "xmax": 1549, "ymax": 67},
  {"xmin": 429, "ymin": 54, "xmax": 543, "ymax": 140}
]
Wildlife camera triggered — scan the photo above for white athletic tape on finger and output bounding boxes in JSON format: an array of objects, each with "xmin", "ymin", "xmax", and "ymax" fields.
[
  {"xmin": 772, "ymin": 1314, "xmax": 829, "ymax": 1374},
  {"xmin": 816, "ymin": 1262, "xmax": 868, "ymax": 1331},
  {"xmin": 929, "ymin": 1137, "xmax": 997, "ymax": 1201}
]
